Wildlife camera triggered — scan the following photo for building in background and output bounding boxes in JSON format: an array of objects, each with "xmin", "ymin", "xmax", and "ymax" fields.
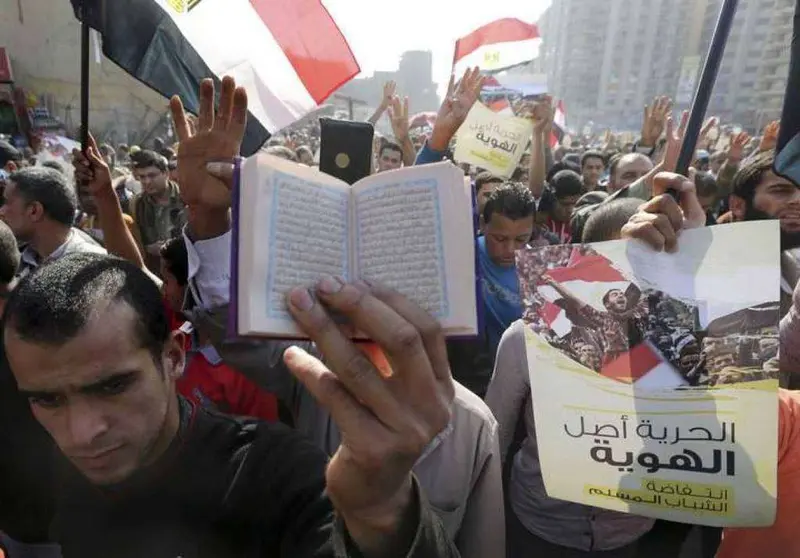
[
  {"xmin": 335, "ymin": 49, "xmax": 439, "ymax": 133},
  {"xmin": 538, "ymin": 0, "xmax": 791, "ymax": 133},
  {"xmin": 0, "ymin": 0, "xmax": 170, "ymax": 147},
  {"xmin": 539, "ymin": 0, "xmax": 693, "ymax": 133},
  {"xmin": 700, "ymin": 0, "xmax": 793, "ymax": 130}
]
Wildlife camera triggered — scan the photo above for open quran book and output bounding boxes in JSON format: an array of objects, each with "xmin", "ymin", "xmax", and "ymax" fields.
[{"xmin": 232, "ymin": 154, "xmax": 478, "ymax": 338}]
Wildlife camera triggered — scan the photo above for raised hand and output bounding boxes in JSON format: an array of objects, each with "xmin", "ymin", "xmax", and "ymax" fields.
[
  {"xmin": 699, "ymin": 116, "xmax": 719, "ymax": 150},
  {"xmin": 525, "ymin": 95, "xmax": 554, "ymax": 136},
  {"xmin": 727, "ymin": 130, "xmax": 751, "ymax": 163},
  {"xmin": 381, "ymin": 81, "xmax": 397, "ymax": 108},
  {"xmin": 759, "ymin": 120, "xmax": 780, "ymax": 152},
  {"xmin": 388, "ymin": 95, "xmax": 410, "ymax": 142},
  {"xmin": 661, "ymin": 110, "xmax": 689, "ymax": 172},
  {"xmin": 169, "ymin": 76, "xmax": 247, "ymax": 210},
  {"xmin": 641, "ymin": 96, "xmax": 673, "ymax": 147},
  {"xmin": 283, "ymin": 280, "xmax": 454, "ymax": 555},
  {"xmin": 72, "ymin": 132, "xmax": 114, "ymax": 201},
  {"xmin": 429, "ymin": 67, "xmax": 485, "ymax": 151}
]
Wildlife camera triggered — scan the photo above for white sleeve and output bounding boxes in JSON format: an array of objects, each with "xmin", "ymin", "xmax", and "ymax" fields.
[{"xmin": 183, "ymin": 229, "xmax": 232, "ymax": 309}]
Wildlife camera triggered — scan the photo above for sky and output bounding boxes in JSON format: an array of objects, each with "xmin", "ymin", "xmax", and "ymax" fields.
[{"xmin": 322, "ymin": 0, "xmax": 552, "ymax": 97}]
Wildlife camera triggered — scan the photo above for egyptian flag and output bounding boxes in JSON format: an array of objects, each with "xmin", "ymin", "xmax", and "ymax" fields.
[
  {"xmin": 70, "ymin": 0, "xmax": 360, "ymax": 156},
  {"xmin": 453, "ymin": 18, "xmax": 541, "ymax": 76},
  {"xmin": 775, "ymin": 1, "xmax": 800, "ymax": 187},
  {"xmin": 537, "ymin": 249, "xmax": 685, "ymax": 387},
  {"xmin": 551, "ymin": 100, "xmax": 567, "ymax": 148},
  {"xmin": 487, "ymin": 98, "xmax": 513, "ymax": 115}
]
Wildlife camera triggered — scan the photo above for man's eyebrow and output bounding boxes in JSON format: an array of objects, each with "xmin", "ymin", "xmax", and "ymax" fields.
[
  {"xmin": 19, "ymin": 371, "xmax": 138, "ymax": 399},
  {"xmin": 80, "ymin": 371, "xmax": 138, "ymax": 394}
]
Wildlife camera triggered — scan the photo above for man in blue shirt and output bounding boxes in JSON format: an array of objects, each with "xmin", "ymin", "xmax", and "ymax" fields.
[{"xmin": 478, "ymin": 183, "xmax": 536, "ymax": 357}]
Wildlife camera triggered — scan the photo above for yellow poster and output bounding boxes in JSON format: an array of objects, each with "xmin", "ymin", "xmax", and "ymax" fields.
[
  {"xmin": 453, "ymin": 102, "xmax": 532, "ymax": 177},
  {"xmin": 517, "ymin": 221, "xmax": 780, "ymax": 527}
]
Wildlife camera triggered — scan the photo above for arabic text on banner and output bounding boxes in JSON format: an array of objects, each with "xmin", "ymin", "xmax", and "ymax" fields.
[
  {"xmin": 517, "ymin": 221, "xmax": 780, "ymax": 527},
  {"xmin": 453, "ymin": 102, "xmax": 532, "ymax": 177}
]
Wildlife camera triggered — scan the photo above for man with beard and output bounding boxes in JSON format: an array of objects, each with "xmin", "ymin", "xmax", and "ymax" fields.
[{"xmin": 728, "ymin": 150, "xmax": 800, "ymax": 315}]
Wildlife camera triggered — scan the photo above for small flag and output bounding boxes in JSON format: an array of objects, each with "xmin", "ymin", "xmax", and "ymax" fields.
[
  {"xmin": 487, "ymin": 98, "xmax": 513, "ymax": 115},
  {"xmin": 70, "ymin": 0, "xmax": 360, "ymax": 156},
  {"xmin": 551, "ymin": 100, "xmax": 567, "ymax": 148},
  {"xmin": 453, "ymin": 18, "xmax": 541, "ymax": 76}
]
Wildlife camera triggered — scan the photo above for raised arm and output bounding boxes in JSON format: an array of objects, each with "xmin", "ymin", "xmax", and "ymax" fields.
[
  {"xmin": 522, "ymin": 96, "xmax": 553, "ymax": 199},
  {"xmin": 388, "ymin": 95, "xmax": 416, "ymax": 167},
  {"xmin": 367, "ymin": 81, "xmax": 396, "ymax": 125},
  {"xmin": 72, "ymin": 133, "xmax": 146, "ymax": 270},
  {"xmin": 415, "ymin": 67, "xmax": 484, "ymax": 166}
]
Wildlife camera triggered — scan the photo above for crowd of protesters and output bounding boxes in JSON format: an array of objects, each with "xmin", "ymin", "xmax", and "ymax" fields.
[{"xmin": 0, "ymin": 64, "xmax": 796, "ymax": 558}]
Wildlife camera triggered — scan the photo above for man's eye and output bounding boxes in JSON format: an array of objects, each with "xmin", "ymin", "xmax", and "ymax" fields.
[
  {"xmin": 30, "ymin": 394, "xmax": 64, "ymax": 409},
  {"xmin": 98, "ymin": 377, "xmax": 132, "ymax": 396}
]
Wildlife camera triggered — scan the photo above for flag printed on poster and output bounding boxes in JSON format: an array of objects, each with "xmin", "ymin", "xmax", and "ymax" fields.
[
  {"xmin": 453, "ymin": 18, "xmax": 541, "ymax": 76},
  {"xmin": 70, "ymin": 0, "xmax": 360, "ymax": 156},
  {"xmin": 515, "ymin": 221, "xmax": 781, "ymax": 526}
]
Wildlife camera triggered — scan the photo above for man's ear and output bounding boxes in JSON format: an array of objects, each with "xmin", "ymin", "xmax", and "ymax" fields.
[
  {"xmin": 164, "ymin": 331, "xmax": 186, "ymax": 381},
  {"xmin": 729, "ymin": 194, "xmax": 746, "ymax": 221}
]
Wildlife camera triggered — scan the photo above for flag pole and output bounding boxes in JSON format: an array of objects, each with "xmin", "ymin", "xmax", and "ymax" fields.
[
  {"xmin": 675, "ymin": 0, "xmax": 738, "ymax": 175},
  {"xmin": 80, "ymin": 19, "xmax": 90, "ymax": 151}
]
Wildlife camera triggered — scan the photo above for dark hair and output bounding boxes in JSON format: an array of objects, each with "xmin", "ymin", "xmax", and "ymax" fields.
[
  {"xmin": 379, "ymin": 141, "xmax": 403, "ymax": 158},
  {"xmin": 8, "ymin": 167, "xmax": 77, "ymax": 226},
  {"xmin": 131, "ymin": 149, "xmax": 168, "ymax": 173},
  {"xmin": 40, "ymin": 160, "xmax": 67, "ymax": 175},
  {"xmin": 0, "ymin": 220, "xmax": 19, "ymax": 285},
  {"xmin": 475, "ymin": 171, "xmax": 504, "ymax": 194},
  {"xmin": 4, "ymin": 253, "xmax": 169, "ymax": 363},
  {"xmin": 602, "ymin": 288, "xmax": 625, "ymax": 308},
  {"xmin": 694, "ymin": 171, "xmax": 718, "ymax": 199},
  {"xmin": 607, "ymin": 153, "xmax": 623, "ymax": 178},
  {"xmin": 550, "ymin": 170, "xmax": 584, "ymax": 200},
  {"xmin": 582, "ymin": 198, "xmax": 642, "ymax": 243},
  {"xmin": 546, "ymin": 160, "xmax": 580, "ymax": 183},
  {"xmin": 0, "ymin": 140, "xmax": 21, "ymax": 168},
  {"xmin": 731, "ymin": 151, "xmax": 775, "ymax": 202},
  {"xmin": 160, "ymin": 236, "xmax": 188, "ymax": 286},
  {"xmin": 482, "ymin": 182, "xmax": 536, "ymax": 224},
  {"xmin": 581, "ymin": 150, "xmax": 606, "ymax": 169}
]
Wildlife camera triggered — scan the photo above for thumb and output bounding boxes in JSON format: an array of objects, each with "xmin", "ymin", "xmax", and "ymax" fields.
[
  {"xmin": 86, "ymin": 131, "xmax": 99, "ymax": 153},
  {"xmin": 205, "ymin": 161, "xmax": 235, "ymax": 189},
  {"xmin": 651, "ymin": 171, "xmax": 689, "ymax": 198},
  {"xmin": 87, "ymin": 145, "xmax": 105, "ymax": 168}
]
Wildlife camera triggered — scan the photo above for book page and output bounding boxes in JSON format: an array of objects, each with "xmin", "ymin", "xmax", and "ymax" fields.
[
  {"xmin": 238, "ymin": 154, "xmax": 350, "ymax": 336},
  {"xmin": 352, "ymin": 162, "xmax": 477, "ymax": 334}
]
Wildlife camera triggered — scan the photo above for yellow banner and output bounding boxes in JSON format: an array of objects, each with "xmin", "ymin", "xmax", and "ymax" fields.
[{"xmin": 453, "ymin": 102, "xmax": 532, "ymax": 177}]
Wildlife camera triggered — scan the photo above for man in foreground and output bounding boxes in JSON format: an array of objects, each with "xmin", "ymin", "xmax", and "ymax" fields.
[{"xmin": 0, "ymin": 76, "xmax": 459, "ymax": 557}]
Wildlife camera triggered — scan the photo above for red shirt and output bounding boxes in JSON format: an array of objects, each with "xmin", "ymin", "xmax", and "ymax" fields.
[
  {"xmin": 178, "ymin": 348, "xmax": 279, "ymax": 423},
  {"xmin": 544, "ymin": 216, "xmax": 572, "ymax": 244},
  {"xmin": 165, "ymin": 298, "xmax": 278, "ymax": 422}
]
